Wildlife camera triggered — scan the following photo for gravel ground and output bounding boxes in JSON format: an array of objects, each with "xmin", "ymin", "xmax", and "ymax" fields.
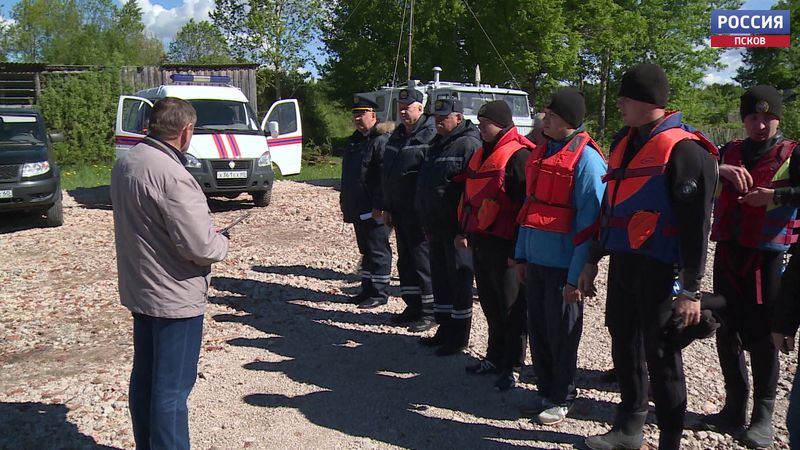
[{"xmin": 0, "ymin": 180, "xmax": 795, "ymax": 449}]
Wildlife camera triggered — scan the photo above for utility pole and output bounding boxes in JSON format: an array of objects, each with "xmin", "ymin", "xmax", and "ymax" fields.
[{"xmin": 407, "ymin": 0, "xmax": 414, "ymax": 81}]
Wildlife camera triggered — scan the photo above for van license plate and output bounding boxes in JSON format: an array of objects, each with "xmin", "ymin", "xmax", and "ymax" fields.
[
  {"xmin": 216, "ymin": 170, "xmax": 247, "ymax": 179},
  {"xmin": 0, "ymin": 189, "xmax": 11, "ymax": 199}
]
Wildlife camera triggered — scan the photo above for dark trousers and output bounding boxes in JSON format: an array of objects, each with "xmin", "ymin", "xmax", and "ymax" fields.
[
  {"xmin": 526, "ymin": 263, "xmax": 582, "ymax": 405},
  {"xmin": 473, "ymin": 240, "xmax": 527, "ymax": 371},
  {"xmin": 605, "ymin": 253, "xmax": 686, "ymax": 434},
  {"xmin": 353, "ymin": 218, "xmax": 392, "ymax": 302},
  {"xmin": 713, "ymin": 240, "xmax": 781, "ymax": 424},
  {"xmin": 430, "ymin": 232, "xmax": 474, "ymax": 344},
  {"xmin": 129, "ymin": 313, "xmax": 204, "ymax": 450},
  {"xmin": 393, "ymin": 211, "xmax": 433, "ymax": 316}
]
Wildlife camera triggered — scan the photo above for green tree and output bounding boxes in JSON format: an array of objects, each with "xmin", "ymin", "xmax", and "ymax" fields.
[
  {"xmin": 735, "ymin": 0, "xmax": 799, "ymax": 89},
  {"xmin": 7, "ymin": 0, "xmax": 162, "ymax": 64},
  {"xmin": 211, "ymin": 0, "xmax": 325, "ymax": 98},
  {"xmin": 322, "ymin": 0, "xmax": 578, "ymax": 107},
  {"xmin": 167, "ymin": 19, "xmax": 234, "ymax": 64}
]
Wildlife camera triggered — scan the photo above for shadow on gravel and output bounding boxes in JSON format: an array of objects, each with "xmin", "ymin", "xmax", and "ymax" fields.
[
  {"xmin": 207, "ymin": 197, "xmax": 258, "ymax": 213},
  {"xmin": 252, "ymin": 264, "xmax": 360, "ymax": 282},
  {"xmin": 208, "ymin": 276, "xmax": 590, "ymax": 449},
  {"xmin": 0, "ymin": 211, "xmax": 46, "ymax": 234},
  {"xmin": 0, "ymin": 402, "xmax": 118, "ymax": 449},
  {"xmin": 575, "ymin": 368, "xmax": 620, "ymax": 393},
  {"xmin": 293, "ymin": 179, "xmax": 341, "ymax": 190},
  {"xmin": 68, "ymin": 185, "xmax": 112, "ymax": 210}
]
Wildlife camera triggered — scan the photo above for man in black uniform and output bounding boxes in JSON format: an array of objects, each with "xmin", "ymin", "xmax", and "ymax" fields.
[
  {"xmin": 704, "ymin": 85, "xmax": 799, "ymax": 449},
  {"xmin": 339, "ymin": 96, "xmax": 392, "ymax": 309},
  {"xmin": 378, "ymin": 88, "xmax": 437, "ymax": 332},
  {"xmin": 415, "ymin": 98, "xmax": 480, "ymax": 355},
  {"xmin": 579, "ymin": 64, "xmax": 719, "ymax": 450}
]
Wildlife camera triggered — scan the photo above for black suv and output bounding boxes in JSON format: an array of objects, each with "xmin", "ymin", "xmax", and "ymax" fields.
[{"xmin": 0, "ymin": 107, "xmax": 64, "ymax": 227}]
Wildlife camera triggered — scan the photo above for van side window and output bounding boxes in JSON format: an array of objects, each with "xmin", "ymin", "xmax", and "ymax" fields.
[
  {"xmin": 266, "ymin": 102, "xmax": 297, "ymax": 134},
  {"xmin": 121, "ymin": 98, "xmax": 151, "ymax": 134}
]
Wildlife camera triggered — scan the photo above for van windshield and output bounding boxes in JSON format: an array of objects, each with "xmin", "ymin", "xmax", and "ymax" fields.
[
  {"xmin": 0, "ymin": 115, "xmax": 44, "ymax": 144},
  {"xmin": 189, "ymin": 100, "xmax": 260, "ymax": 132}
]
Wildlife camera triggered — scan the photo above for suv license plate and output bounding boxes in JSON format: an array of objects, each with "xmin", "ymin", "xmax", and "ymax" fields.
[
  {"xmin": 0, "ymin": 189, "xmax": 11, "ymax": 199},
  {"xmin": 216, "ymin": 170, "xmax": 247, "ymax": 179}
]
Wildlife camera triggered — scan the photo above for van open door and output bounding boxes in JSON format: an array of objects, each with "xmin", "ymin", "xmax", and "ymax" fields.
[
  {"xmin": 115, "ymin": 96, "xmax": 153, "ymax": 159},
  {"xmin": 261, "ymin": 99, "xmax": 302, "ymax": 176}
]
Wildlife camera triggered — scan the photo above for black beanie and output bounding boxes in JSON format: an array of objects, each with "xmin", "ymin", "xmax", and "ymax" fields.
[
  {"xmin": 740, "ymin": 85, "xmax": 783, "ymax": 120},
  {"xmin": 619, "ymin": 63, "xmax": 669, "ymax": 107},
  {"xmin": 547, "ymin": 88, "xmax": 586, "ymax": 128},
  {"xmin": 478, "ymin": 100, "xmax": 513, "ymax": 128}
]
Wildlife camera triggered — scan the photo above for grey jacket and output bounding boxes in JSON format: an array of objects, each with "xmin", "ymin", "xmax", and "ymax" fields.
[{"xmin": 111, "ymin": 136, "xmax": 229, "ymax": 318}]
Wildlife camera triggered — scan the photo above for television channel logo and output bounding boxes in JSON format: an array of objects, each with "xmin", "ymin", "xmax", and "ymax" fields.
[{"xmin": 711, "ymin": 10, "xmax": 790, "ymax": 48}]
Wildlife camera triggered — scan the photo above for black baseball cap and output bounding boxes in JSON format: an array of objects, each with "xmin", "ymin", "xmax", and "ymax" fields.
[
  {"xmin": 434, "ymin": 98, "xmax": 463, "ymax": 115},
  {"xmin": 398, "ymin": 88, "xmax": 424, "ymax": 105}
]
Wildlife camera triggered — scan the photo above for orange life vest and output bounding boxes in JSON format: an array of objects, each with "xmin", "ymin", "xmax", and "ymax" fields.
[
  {"xmin": 517, "ymin": 131, "xmax": 605, "ymax": 234},
  {"xmin": 459, "ymin": 127, "xmax": 535, "ymax": 240}
]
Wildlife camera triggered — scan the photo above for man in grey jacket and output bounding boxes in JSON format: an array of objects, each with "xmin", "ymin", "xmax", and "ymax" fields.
[{"xmin": 111, "ymin": 97, "xmax": 229, "ymax": 450}]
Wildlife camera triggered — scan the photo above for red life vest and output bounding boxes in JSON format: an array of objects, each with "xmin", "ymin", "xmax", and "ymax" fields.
[
  {"xmin": 600, "ymin": 112, "xmax": 718, "ymax": 263},
  {"xmin": 711, "ymin": 138, "xmax": 800, "ymax": 251},
  {"xmin": 517, "ymin": 131, "xmax": 605, "ymax": 235},
  {"xmin": 459, "ymin": 127, "xmax": 535, "ymax": 240}
]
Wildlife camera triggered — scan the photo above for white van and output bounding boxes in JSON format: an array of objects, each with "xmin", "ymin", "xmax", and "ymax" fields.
[
  {"xmin": 358, "ymin": 67, "xmax": 534, "ymax": 136},
  {"xmin": 114, "ymin": 74, "xmax": 302, "ymax": 206}
]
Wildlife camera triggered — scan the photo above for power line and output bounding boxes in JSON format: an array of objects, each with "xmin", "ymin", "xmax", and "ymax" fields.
[{"xmin": 460, "ymin": 0, "xmax": 522, "ymax": 90}]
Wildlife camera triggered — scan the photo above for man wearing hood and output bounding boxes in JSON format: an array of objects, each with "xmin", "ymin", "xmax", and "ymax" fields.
[
  {"xmin": 514, "ymin": 88, "xmax": 606, "ymax": 425},
  {"xmin": 457, "ymin": 100, "xmax": 534, "ymax": 391},
  {"xmin": 377, "ymin": 88, "xmax": 437, "ymax": 331},
  {"xmin": 415, "ymin": 98, "xmax": 481, "ymax": 355}
]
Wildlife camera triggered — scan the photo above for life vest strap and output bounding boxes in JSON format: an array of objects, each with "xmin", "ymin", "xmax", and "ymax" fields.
[
  {"xmin": 602, "ymin": 165, "xmax": 666, "ymax": 183},
  {"xmin": 765, "ymin": 232, "xmax": 799, "ymax": 245},
  {"xmin": 764, "ymin": 218, "xmax": 800, "ymax": 228},
  {"xmin": 572, "ymin": 220, "xmax": 599, "ymax": 246}
]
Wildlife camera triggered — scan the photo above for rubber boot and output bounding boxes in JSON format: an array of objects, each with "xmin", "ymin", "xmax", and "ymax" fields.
[
  {"xmin": 585, "ymin": 410, "xmax": 647, "ymax": 450},
  {"xmin": 741, "ymin": 398, "xmax": 775, "ymax": 449},
  {"xmin": 420, "ymin": 320, "xmax": 450, "ymax": 347},
  {"xmin": 437, "ymin": 317, "xmax": 470, "ymax": 356},
  {"xmin": 657, "ymin": 430, "xmax": 682, "ymax": 450}
]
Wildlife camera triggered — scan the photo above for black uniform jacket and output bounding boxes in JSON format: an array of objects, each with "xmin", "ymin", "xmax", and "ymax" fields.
[
  {"xmin": 415, "ymin": 119, "xmax": 480, "ymax": 235},
  {"xmin": 378, "ymin": 114, "xmax": 437, "ymax": 214},
  {"xmin": 340, "ymin": 125, "xmax": 389, "ymax": 223}
]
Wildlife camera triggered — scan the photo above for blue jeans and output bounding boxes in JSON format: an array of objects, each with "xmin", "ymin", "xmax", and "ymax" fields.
[
  {"xmin": 129, "ymin": 313, "xmax": 204, "ymax": 450},
  {"xmin": 788, "ymin": 365, "xmax": 800, "ymax": 449}
]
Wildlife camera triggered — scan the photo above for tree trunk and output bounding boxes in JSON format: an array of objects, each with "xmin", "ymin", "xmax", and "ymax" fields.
[{"xmin": 598, "ymin": 49, "xmax": 611, "ymax": 139}]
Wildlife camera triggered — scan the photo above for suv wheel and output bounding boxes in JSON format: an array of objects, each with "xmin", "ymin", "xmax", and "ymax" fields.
[
  {"xmin": 252, "ymin": 190, "xmax": 271, "ymax": 207},
  {"xmin": 45, "ymin": 190, "xmax": 64, "ymax": 227}
]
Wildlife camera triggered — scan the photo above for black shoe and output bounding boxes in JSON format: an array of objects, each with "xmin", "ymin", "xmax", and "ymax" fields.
[
  {"xmin": 465, "ymin": 359, "xmax": 499, "ymax": 375},
  {"xmin": 493, "ymin": 371, "xmax": 519, "ymax": 391},
  {"xmin": 435, "ymin": 343, "xmax": 466, "ymax": 356},
  {"xmin": 357, "ymin": 297, "xmax": 387, "ymax": 309},
  {"xmin": 348, "ymin": 291, "xmax": 368, "ymax": 304},
  {"xmin": 390, "ymin": 307, "xmax": 421, "ymax": 324},
  {"xmin": 419, "ymin": 330, "xmax": 447, "ymax": 347},
  {"xmin": 701, "ymin": 411, "xmax": 745, "ymax": 436},
  {"xmin": 408, "ymin": 317, "xmax": 436, "ymax": 332},
  {"xmin": 585, "ymin": 410, "xmax": 647, "ymax": 450}
]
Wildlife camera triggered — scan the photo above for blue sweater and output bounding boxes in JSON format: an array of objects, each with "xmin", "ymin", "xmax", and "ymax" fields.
[{"xmin": 514, "ymin": 135, "xmax": 607, "ymax": 286}]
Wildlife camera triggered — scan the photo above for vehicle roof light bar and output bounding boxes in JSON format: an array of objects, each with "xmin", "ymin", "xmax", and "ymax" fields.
[{"xmin": 169, "ymin": 74, "xmax": 232, "ymax": 84}]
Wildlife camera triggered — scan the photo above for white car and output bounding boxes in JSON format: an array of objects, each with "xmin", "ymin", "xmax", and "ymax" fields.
[{"xmin": 115, "ymin": 74, "xmax": 303, "ymax": 206}]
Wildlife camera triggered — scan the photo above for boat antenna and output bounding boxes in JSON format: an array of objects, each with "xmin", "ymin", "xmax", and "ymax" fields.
[
  {"xmin": 460, "ymin": 0, "xmax": 521, "ymax": 90},
  {"xmin": 391, "ymin": 0, "xmax": 408, "ymax": 90},
  {"xmin": 407, "ymin": 0, "xmax": 414, "ymax": 81}
]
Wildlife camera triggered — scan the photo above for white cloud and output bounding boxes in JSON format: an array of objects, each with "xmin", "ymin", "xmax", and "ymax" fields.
[
  {"xmin": 135, "ymin": 0, "xmax": 215, "ymax": 40},
  {"xmin": 703, "ymin": 49, "xmax": 746, "ymax": 86}
]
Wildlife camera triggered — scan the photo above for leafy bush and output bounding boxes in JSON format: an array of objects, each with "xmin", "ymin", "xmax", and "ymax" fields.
[{"xmin": 38, "ymin": 68, "xmax": 121, "ymax": 165}]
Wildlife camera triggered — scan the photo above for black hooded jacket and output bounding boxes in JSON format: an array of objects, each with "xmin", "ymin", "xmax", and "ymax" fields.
[
  {"xmin": 415, "ymin": 119, "xmax": 481, "ymax": 234},
  {"xmin": 378, "ymin": 114, "xmax": 438, "ymax": 214},
  {"xmin": 339, "ymin": 125, "xmax": 389, "ymax": 223}
]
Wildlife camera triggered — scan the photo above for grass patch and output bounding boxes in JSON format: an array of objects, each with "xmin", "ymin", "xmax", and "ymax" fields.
[
  {"xmin": 61, "ymin": 163, "xmax": 112, "ymax": 190},
  {"xmin": 60, "ymin": 155, "xmax": 343, "ymax": 190},
  {"xmin": 278, "ymin": 155, "xmax": 342, "ymax": 181}
]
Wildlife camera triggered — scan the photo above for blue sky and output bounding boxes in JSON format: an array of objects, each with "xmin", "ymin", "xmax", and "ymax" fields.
[{"xmin": 0, "ymin": 0, "xmax": 783, "ymax": 84}]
